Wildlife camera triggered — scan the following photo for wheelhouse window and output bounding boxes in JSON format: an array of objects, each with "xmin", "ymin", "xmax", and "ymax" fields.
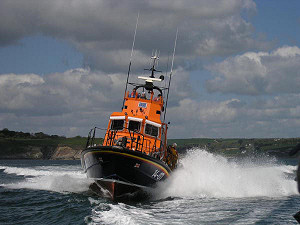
[
  {"xmin": 145, "ymin": 124, "xmax": 159, "ymax": 137},
  {"xmin": 128, "ymin": 120, "xmax": 141, "ymax": 132},
  {"xmin": 110, "ymin": 120, "xmax": 124, "ymax": 130}
]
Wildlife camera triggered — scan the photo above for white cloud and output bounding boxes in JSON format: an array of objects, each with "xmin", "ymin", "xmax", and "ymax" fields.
[
  {"xmin": 1, "ymin": 68, "xmax": 300, "ymax": 138},
  {"xmin": 0, "ymin": 74, "xmax": 45, "ymax": 110},
  {"xmin": 165, "ymin": 93, "xmax": 300, "ymax": 138},
  {"xmin": 0, "ymin": 0, "xmax": 268, "ymax": 72},
  {"xmin": 206, "ymin": 46, "xmax": 300, "ymax": 95},
  {"xmin": 0, "ymin": 67, "xmax": 192, "ymax": 136},
  {"xmin": 0, "ymin": 69, "xmax": 124, "ymax": 115},
  {"xmin": 1, "ymin": 1, "xmax": 299, "ymax": 138},
  {"xmin": 0, "ymin": 69, "xmax": 124, "ymax": 136},
  {"xmin": 170, "ymin": 98, "xmax": 239, "ymax": 124}
]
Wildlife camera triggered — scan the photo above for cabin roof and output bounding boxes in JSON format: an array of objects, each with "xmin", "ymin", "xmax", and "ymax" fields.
[{"xmin": 110, "ymin": 94, "xmax": 163, "ymax": 124}]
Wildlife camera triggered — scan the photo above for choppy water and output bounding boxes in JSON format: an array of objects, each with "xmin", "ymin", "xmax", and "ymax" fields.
[{"xmin": 1, "ymin": 149, "xmax": 300, "ymax": 224}]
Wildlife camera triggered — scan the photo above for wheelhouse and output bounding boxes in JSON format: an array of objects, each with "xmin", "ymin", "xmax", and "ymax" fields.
[
  {"xmin": 100, "ymin": 84, "xmax": 167, "ymax": 158},
  {"xmin": 85, "ymin": 52, "xmax": 174, "ymax": 161}
]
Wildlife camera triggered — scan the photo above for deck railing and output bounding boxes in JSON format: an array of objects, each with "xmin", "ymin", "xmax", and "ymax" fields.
[{"xmin": 86, "ymin": 127, "xmax": 163, "ymax": 158}]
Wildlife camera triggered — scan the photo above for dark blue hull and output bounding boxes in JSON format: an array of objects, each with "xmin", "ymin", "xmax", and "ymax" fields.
[{"xmin": 81, "ymin": 146, "xmax": 171, "ymax": 200}]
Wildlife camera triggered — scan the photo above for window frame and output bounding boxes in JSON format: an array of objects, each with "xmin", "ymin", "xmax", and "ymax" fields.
[
  {"xmin": 128, "ymin": 120, "xmax": 141, "ymax": 132},
  {"xmin": 109, "ymin": 116, "xmax": 125, "ymax": 131},
  {"xmin": 127, "ymin": 117, "xmax": 143, "ymax": 133},
  {"xmin": 110, "ymin": 119, "xmax": 125, "ymax": 131},
  {"xmin": 144, "ymin": 120, "xmax": 161, "ymax": 138}
]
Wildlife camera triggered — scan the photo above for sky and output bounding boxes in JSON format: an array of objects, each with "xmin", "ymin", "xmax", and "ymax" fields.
[{"xmin": 0, "ymin": 0, "xmax": 300, "ymax": 138}]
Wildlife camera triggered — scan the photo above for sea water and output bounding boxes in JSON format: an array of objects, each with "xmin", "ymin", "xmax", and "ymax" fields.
[{"xmin": 0, "ymin": 149, "xmax": 299, "ymax": 224}]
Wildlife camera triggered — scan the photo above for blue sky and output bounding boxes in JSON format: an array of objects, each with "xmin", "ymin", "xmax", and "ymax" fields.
[
  {"xmin": 0, "ymin": 0, "xmax": 299, "ymax": 138},
  {"xmin": 253, "ymin": 0, "xmax": 300, "ymax": 46},
  {"xmin": 0, "ymin": 35, "xmax": 83, "ymax": 75}
]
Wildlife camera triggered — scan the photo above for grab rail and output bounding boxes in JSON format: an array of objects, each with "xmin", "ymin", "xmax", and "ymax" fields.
[{"xmin": 86, "ymin": 127, "xmax": 164, "ymax": 158}]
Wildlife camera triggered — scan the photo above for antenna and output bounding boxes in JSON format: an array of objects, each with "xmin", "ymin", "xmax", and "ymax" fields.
[
  {"xmin": 122, "ymin": 13, "xmax": 139, "ymax": 109},
  {"xmin": 170, "ymin": 29, "xmax": 178, "ymax": 76},
  {"xmin": 163, "ymin": 28, "xmax": 178, "ymax": 123},
  {"xmin": 164, "ymin": 53, "xmax": 170, "ymax": 97},
  {"xmin": 156, "ymin": 50, "xmax": 160, "ymax": 68},
  {"xmin": 145, "ymin": 49, "xmax": 162, "ymax": 78}
]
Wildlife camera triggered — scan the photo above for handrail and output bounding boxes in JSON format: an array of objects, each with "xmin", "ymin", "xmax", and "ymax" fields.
[{"xmin": 85, "ymin": 126, "xmax": 165, "ymax": 158}]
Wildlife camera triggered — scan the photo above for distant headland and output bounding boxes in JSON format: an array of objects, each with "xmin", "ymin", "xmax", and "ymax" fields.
[
  {"xmin": 0, "ymin": 128, "xmax": 299, "ymax": 160},
  {"xmin": 0, "ymin": 128, "xmax": 87, "ymax": 160}
]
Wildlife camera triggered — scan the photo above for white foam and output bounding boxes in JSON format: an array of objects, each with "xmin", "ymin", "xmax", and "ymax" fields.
[
  {"xmin": 158, "ymin": 149, "xmax": 298, "ymax": 198},
  {"xmin": 88, "ymin": 200, "xmax": 157, "ymax": 225},
  {"xmin": 1, "ymin": 149, "xmax": 297, "ymax": 198},
  {"xmin": 0, "ymin": 165, "xmax": 83, "ymax": 177},
  {"xmin": 90, "ymin": 203, "xmax": 138, "ymax": 225},
  {"xmin": 1, "ymin": 165, "xmax": 92, "ymax": 193}
]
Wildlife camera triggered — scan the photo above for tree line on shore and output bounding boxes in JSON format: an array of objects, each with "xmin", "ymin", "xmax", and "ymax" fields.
[{"xmin": 0, "ymin": 128, "xmax": 65, "ymax": 139}]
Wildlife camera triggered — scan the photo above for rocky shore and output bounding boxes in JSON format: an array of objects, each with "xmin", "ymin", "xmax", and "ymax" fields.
[
  {"xmin": 0, "ymin": 145, "xmax": 82, "ymax": 160},
  {"xmin": 50, "ymin": 146, "xmax": 82, "ymax": 160}
]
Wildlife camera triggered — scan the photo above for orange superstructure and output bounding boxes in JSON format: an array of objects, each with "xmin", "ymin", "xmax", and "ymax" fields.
[
  {"xmin": 84, "ymin": 53, "xmax": 178, "ymax": 171},
  {"xmin": 103, "ymin": 88, "xmax": 167, "ymax": 159}
]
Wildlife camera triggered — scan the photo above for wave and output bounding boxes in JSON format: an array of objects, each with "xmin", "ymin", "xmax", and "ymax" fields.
[
  {"xmin": 87, "ymin": 198, "xmax": 164, "ymax": 225},
  {"xmin": 0, "ymin": 165, "xmax": 92, "ymax": 193},
  {"xmin": 0, "ymin": 165, "xmax": 83, "ymax": 177},
  {"xmin": 1, "ymin": 149, "xmax": 298, "ymax": 198},
  {"xmin": 158, "ymin": 148, "xmax": 298, "ymax": 198}
]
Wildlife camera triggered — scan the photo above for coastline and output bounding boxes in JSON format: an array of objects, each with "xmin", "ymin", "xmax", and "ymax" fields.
[
  {"xmin": 0, "ymin": 145, "xmax": 82, "ymax": 160},
  {"xmin": 1, "ymin": 137, "xmax": 300, "ymax": 160}
]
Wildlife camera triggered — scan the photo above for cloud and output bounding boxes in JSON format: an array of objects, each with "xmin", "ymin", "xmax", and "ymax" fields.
[
  {"xmin": 1, "ymin": 67, "xmax": 300, "ymax": 138},
  {"xmin": 206, "ymin": 46, "xmax": 300, "ymax": 95},
  {"xmin": 1, "ymin": 1, "xmax": 299, "ymax": 138},
  {"xmin": 0, "ymin": 68, "xmax": 126, "ymax": 136},
  {"xmin": 0, "ymin": 68, "xmax": 126, "ymax": 116},
  {"xmin": 166, "ymin": 94, "xmax": 300, "ymax": 138},
  {"xmin": 0, "ymin": 67, "xmax": 192, "ymax": 136},
  {"xmin": 0, "ymin": 0, "xmax": 268, "ymax": 72}
]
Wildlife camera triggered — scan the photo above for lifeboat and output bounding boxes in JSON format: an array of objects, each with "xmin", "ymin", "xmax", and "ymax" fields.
[{"xmin": 81, "ymin": 50, "xmax": 178, "ymax": 200}]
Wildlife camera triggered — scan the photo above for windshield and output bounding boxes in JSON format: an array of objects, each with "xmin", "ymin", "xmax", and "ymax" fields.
[
  {"xmin": 145, "ymin": 124, "xmax": 159, "ymax": 137},
  {"xmin": 110, "ymin": 120, "xmax": 124, "ymax": 130},
  {"xmin": 128, "ymin": 120, "xmax": 141, "ymax": 132}
]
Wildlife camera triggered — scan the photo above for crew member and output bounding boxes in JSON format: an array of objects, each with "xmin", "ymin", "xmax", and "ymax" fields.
[
  {"xmin": 154, "ymin": 94, "xmax": 162, "ymax": 101},
  {"xmin": 129, "ymin": 88, "xmax": 139, "ymax": 98},
  {"xmin": 140, "ymin": 92, "xmax": 147, "ymax": 99},
  {"xmin": 166, "ymin": 143, "xmax": 178, "ymax": 170}
]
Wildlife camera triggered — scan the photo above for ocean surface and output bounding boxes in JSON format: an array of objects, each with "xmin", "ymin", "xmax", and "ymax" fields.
[{"xmin": 1, "ymin": 149, "xmax": 300, "ymax": 224}]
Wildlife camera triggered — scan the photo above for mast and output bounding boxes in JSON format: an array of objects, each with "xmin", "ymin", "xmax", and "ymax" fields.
[
  {"xmin": 122, "ymin": 13, "xmax": 139, "ymax": 109},
  {"xmin": 144, "ymin": 50, "xmax": 162, "ymax": 78},
  {"xmin": 163, "ymin": 29, "xmax": 178, "ymax": 123}
]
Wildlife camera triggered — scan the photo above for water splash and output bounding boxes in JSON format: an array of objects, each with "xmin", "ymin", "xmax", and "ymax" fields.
[
  {"xmin": 0, "ymin": 165, "xmax": 92, "ymax": 193},
  {"xmin": 89, "ymin": 202, "xmax": 140, "ymax": 225},
  {"xmin": 158, "ymin": 149, "xmax": 298, "ymax": 198},
  {"xmin": 0, "ymin": 165, "xmax": 82, "ymax": 177},
  {"xmin": 1, "ymin": 149, "xmax": 297, "ymax": 198}
]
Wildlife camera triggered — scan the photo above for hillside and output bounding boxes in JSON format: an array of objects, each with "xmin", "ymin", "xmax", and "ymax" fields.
[
  {"xmin": 0, "ymin": 129, "xmax": 299, "ymax": 159},
  {"xmin": 169, "ymin": 138, "xmax": 300, "ymax": 158},
  {"xmin": 0, "ymin": 129, "xmax": 99, "ymax": 160}
]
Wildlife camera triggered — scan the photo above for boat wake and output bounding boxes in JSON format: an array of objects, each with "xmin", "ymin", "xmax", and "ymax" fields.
[
  {"xmin": 157, "ymin": 148, "xmax": 298, "ymax": 198},
  {"xmin": 0, "ymin": 165, "xmax": 92, "ymax": 193},
  {"xmin": 0, "ymin": 149, "xmax": 297, "ymax": 199}
]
